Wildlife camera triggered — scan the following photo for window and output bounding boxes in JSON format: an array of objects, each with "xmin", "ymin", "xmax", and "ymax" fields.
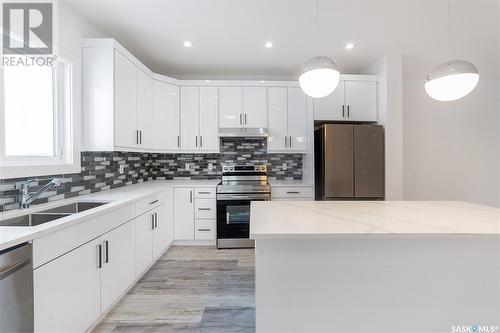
[{"xmin": 0, "ymin": 55, "xmax": 77, "ymax": 178}]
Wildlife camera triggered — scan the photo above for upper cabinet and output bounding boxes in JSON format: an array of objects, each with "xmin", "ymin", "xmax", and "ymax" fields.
[
  {"xmin": 153, "ymin": 80, "xmax": 180, "ymax": 151},
  {"xmin": 314, "ymin": 79, "xmax": 377, "ymax": 122},
  {"xmin": 180, "ymin": 86, "xmax": 219, "ymax": 153},
  {"xmin": 268, "ymin": 87, "xmax": 308, "ymax": 153},
  {"xmin": 219, "ymin": 86, "xmax": 267, "ymax": 128}
]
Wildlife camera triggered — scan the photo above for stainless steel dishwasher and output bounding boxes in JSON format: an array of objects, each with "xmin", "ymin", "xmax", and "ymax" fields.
[{"xmin": 0, "ymin": 243, "xmax": 33, "ymax": 332}]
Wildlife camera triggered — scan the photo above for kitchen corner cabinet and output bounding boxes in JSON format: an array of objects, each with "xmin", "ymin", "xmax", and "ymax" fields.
[
  {"xmin": 219, "ymin": 86, "xmax": 267, "ymax": 128},
  {"xmin": 314, "ymin": 80, "xmax": 377, "ymax": 122},
  {"xmin": 153, "ymin": 80, "xmax": 180, "ymax": 151},
  {"xmin": 268, "ymin": 87, "xmax": 308, "ymax": 153},
  {"xmin": 180, "ymin": 86, "xmax": 219, "ymax": 152}
]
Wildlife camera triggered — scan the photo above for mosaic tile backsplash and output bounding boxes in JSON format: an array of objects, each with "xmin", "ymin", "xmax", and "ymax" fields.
[{"xmin": 0, "ymin": 138, "xmax": 302, "ymax": 212}]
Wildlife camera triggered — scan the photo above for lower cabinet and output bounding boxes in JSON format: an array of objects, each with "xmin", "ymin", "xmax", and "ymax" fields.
[
  {"xmin": 34, "ymin": 238, "xmax": 101, "ymax": 333},
  {"xmin": 271, "ymin": 185, "xmax": 315, "ymax": 201},
  {"xmin": 174, "ymin": 187, "xmax": 215, "ymax": 241}
]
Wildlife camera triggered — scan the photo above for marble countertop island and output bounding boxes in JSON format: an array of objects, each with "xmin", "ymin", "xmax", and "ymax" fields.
[{"xmin": 250, "ymin": 200, "xmax": 500, "ymax": 239}]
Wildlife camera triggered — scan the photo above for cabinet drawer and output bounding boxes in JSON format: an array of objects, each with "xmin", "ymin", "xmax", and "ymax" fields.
[
  {"xmin": 272, "ymin": 186, "xmax": 315, "ymax": 199},
  {"xmin": 194, "ymin": 187, "xmax": 216, "ymax": 199},
  {"xmin": 195, "ymin": 199, "xmax": 216, "ymax": 219},
  {"xmin": 195, "ymin": 220, "xmax": 215, "ymax": 240},
  {"xmin": 136, "ymin": 192, "xmax": 166, "ymax": 216}
]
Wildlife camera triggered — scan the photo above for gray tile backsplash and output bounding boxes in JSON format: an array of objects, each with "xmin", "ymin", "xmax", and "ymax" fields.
[{"xmin": 0, "ymin": 138, "xmax": 302, "ymax": 212}]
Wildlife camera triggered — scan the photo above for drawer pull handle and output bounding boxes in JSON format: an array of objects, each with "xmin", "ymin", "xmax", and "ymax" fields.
[
  {"xmin": 198, "ymin": 208, "xmax": 211, "ymax": 211},
  {"xmin": 198, "ymin": 228, "xmax": 211, "ymax": 232},
  {"xmin": 149, "ymin": 199, "xmax": 159, "ymax": 205},
  {"xmin": 198, "ymin": 191, "xmax": 211, "ymax": 194},
  {"xmin": 286, "ymin": 191, "xmax": 300, "ymax": 194}
]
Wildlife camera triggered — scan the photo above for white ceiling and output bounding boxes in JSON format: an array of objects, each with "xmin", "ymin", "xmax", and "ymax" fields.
[{"xmin": 66, "ymin": 0, "xmax": 499, "ymax": 80}]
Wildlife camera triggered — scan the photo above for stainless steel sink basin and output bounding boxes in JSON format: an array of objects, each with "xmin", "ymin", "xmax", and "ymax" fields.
[
  {"xmin": 0, "ymin": 201, "xmax": 109, "ymax": 227},
  {"xmin": 37, "ymin": 202, "xmax": 108, "ymax": 214}
]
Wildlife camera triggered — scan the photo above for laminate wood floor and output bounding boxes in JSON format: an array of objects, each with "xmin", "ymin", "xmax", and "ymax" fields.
[{"xmin": 93, "ymin": 246, "xmax": 255, "ymax": 333}]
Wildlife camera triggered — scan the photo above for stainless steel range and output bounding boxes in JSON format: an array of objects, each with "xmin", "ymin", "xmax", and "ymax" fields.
[{"xmin": 216, "ymin": 165, "xmax": 271, "ymax": 249}]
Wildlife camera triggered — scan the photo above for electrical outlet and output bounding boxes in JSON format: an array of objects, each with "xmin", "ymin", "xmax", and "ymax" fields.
[
  {"xmin": 282, "ymin": 163, "xmax": 287, "ymax": 171},
  {"xmin": 119, "ymin": 164, "xmax": 125, "ymax": 174},
  {"xmin": 185, "ymin": 163, "xmax": 190, "ymax": 171},
  {"xmin": 208, "ymin": 163, "xmax": 213, "ymax": 171}
]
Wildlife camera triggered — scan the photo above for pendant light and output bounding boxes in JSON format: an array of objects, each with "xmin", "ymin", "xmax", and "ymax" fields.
[
  {"xmin": 425, "ymin": 0, "xmax": 479, "ymax": 101},
  {"xmin": 299, "ymin": 0, "xmax": 340, "ymax": 98}
]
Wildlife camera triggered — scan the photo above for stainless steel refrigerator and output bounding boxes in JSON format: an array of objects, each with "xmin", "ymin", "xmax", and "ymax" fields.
[{"xmin": 314, "ymin": 124, "xmax": 385, "ymax": 200}]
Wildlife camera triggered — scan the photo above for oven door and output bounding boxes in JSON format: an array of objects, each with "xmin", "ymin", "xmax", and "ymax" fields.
[{"xmin": 216, "ymin": 193, "xmax": 270, "ymax": 248}]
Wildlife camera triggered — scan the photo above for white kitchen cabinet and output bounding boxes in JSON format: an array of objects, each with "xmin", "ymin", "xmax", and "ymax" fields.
[
  {"xmin": 271, "ymin": 185, "xmax": 315, "ymax": 200},
  {"xmin": 287, "ymin": 87, "xmax": 308, "ymax": 152},
  {"xmin": 100, "ymin": 221, "xmax": 136, "ymax": 312},
  {"xmin": 153, "ymin": 80, "xmax": 180, "ymax": 151},
  {"xmin": 180, "ymin": 86, "xmax": 200, "ymax": 151},
  {"xmin": 344, "ymin": 81, "xmax": 378, "ymax": 122},
  {"xmin": 267, "ymin": 87, "xmax": 288, "ymax": 151},
  {"xmin": 243, "ymin": 87, "xmax": 267, "ymax": 128},
  {"xmin": 313, "ymin": 80, "xmax": 377, "ymax": 122},
  {"xmin": 180, "ymin": 86, "xmax": 219, "ymax": 152},
  {"xmin": 135, "ymin": 212, "xmax": 153, "ymax": 276},
  {"xmin": 174, "ymin": 187, "xmax": 195, "ymax": 240},
  {"xmin": 114, "ymin": 50, "xmax": 138, "ymax": 148},
  {"xmin": 152, "ymin": 204, "xmax": 167, "ymax": 259},
  {"xmin": 219, "ymin": 86, "xmax": 243, "ymax": 128},
  {"xmin": 34, "ymin": 238, "xmax": 101, "ymax": 333},
  {"xmin": 136, "ymin": 69, "xmax": 154, "ymax": 149},
  {"xmin": 268, "ymin": 87, "xmax": 308, "ymax": 153},
  {"xmin": 199, "ymin": 87, "xmax": 219, "ymax": 151}
]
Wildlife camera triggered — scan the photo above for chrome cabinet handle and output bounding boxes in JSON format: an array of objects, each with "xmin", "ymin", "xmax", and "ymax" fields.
[
  {"xmin": 136, "ymin": 130, "xmax": 139, "ymax": 144},
  {"xmin": 342, "ymin": 105, "xmax": 345, "ymax": 117},
  {"xmin": 104, "ymin": 240, "xmax": 109, "ymax": 263},
  {"xmin": 284, "ymin": 136, "xmax": 287, "ymax": 148},
  {"xmin": 190, "ymin": 191, "xmax": 193, "ymax": 203},
  {"xmin": 289, "ymin": 136, "xmax": 292, "ymax": 148},
  {"xmin": 140, "ymin": 131, "xmax": 143, "ymax": 144},
  {"xmin": 239, "ymin": 114, "xmax": 242, "ymax": 125},
  {"xmin": 154, "ymin": 212, "xmax": 158, "ymax": 229},
  {"xmin": 244, "ymin": 114, "xmax": 247, "ymax": 125},
  {"xmin": 177, "ymin": 136, "xmax": 180, "ymax": 148},
  {"xmin": 200, "ymin": 136, "xmax": 203, "ymax": 148},
  {"xmin": 151, "ymin": 214, "xmax": 155, "ymax": 230},
  {"xmin": 97, "ymin": 244, "xmax": 102, "ymax": 268},
  {"xmin": 195, "ymin": 136, "xmax": 198, "ymax": 147},
  {"xmin": 149, "ymin": 199, "xmax": 159, "ymax": 205},
  {"xmin": 198, "ymin": 208, "xmax": 211, "ymax": 211},
  {"xmin": 286, "ymin": 191, "xmax": 300, "ymax": 194},
  {"xmin": 347, "ymin": 105, "xmax": 350, "ymax": 117},
  {"xmin": 198, "ymin": 191, "xmax": 211, "ymax": 194},
  {"xmin": 198, "ymin": 228, "xmax": 211, "ymax": 232}
]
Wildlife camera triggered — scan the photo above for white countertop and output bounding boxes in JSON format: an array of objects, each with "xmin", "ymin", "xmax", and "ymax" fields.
[
  {"xmin": 0, "ymin": 179, "xmax": 219, "ymax": 251},
  {"xmin": 250, "ymin": 201, "xmax": 500, "ymax": 239},
  {"xmin": 268, "ymin": 179, "xmax": 314, "ymax": 187}
]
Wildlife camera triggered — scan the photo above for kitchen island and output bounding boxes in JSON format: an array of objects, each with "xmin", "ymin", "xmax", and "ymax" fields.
[{"xmin": 250, "ymin": 201, "xmax": 500, "ymax": 333}]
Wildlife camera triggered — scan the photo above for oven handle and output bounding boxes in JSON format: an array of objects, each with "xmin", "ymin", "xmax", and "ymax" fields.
[{"xmin": 217, "ymin": 194, "xmax": 271, "ymax": 201}]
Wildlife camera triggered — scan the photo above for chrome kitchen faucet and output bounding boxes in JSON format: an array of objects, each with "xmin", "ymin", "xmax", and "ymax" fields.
[{"xmin": 18, "ymin": 178, "xmax": 63, "ymax": 209}]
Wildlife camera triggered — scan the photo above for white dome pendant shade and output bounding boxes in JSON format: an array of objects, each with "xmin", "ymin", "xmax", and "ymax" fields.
[
  {"xmin": 425, "ymin": 60, "xmax": 479, "ymax": 102},
  {"xmin": 299, "ymin": 56, "xmax": 340, "ymax": 98}
]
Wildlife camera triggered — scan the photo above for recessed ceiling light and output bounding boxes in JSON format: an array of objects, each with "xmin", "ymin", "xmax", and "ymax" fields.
[
  {"xmin": 260, "ymin": 80, "xmax": 265, "ymax": 83},
  {"xmin": 345, "ymin": 42, "xmax": 354, "ymax": 50},
  {"xmin": 205, "ymin": 80, "xmax": 211, "ymax": 83},
  {"xmin": 183, "ymin": 40, "xmax": 192, "ymax": 48},
  {"xmin": 265, "ymin": 41, "xmax": 273, "ymax": 48}
]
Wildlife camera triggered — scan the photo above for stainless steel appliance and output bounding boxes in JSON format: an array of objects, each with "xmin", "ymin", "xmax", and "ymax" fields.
[
  {"xmin": 0, "ymin": 243, "xmax": 33, "ymax": 333},
  {"xmin": 216, "ymin": 165, "xmax": 271, "ymax": 249},
  {"xmin": 315, "ymin": 124, "xmax": 385, "ymax": 200}
]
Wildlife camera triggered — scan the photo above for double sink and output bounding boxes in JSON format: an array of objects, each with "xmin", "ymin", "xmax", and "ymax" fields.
[{"xmin": 0, "ymin": 202, "xmax": 109, "ymax": 227}]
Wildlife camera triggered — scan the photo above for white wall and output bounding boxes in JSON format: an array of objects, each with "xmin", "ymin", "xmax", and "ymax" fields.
[{"xmin": 402, "ymin": 56, "xmax": 499, "ymax": 207}]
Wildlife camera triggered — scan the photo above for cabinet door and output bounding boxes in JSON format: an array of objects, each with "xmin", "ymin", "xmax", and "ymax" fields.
[
  {"xmin": 136, "ymin": 69, "xmax": 154, "ymax": 149},
  {"xmin": 153, "ymin": 80, "xmax": 180, "ymax": 151},
  {"xmin": 153, "ymin": 204, "xmax": 167, "ymax": 259},
  {"xmin": 100, "ymin": 221, "xmax": 135, "ymax": 312},
  {"xmin": 354, "ymin": 125, "xmax": 384, "ymax": 197},
  {"xmin": 135, "ymin": 213, "xmax": 153, "ymax": 276},
  {"xmin": 180, "ymin": 86, "xmax": 200, "ymax": 151},
  {"xmin": 165, "ymin": 188, "xmax": 174, "ymax": 247},
  {"xmin": 114, "ymin": 50, "xmax": 137, "ymax": 148},
  {"xmin": 313, "ymin": 81, "xmax": 345, "ymax": 121},
  {"xmin": 199, "ymin": 87, "xmax": 219, "ymax": 152},
  {"xmin": 34, "ymin": 238, "xmax": 101, "ymax": 333},
  {"xmin": 345, "ymin": 81, "xmax": 377, "ymax": 122},
  {"xmin": 173, "ymin": 187, "xmax": 194, "ymax": 240},
  {"xmin": 243, "ymin": 87, "xmax": 267, "ymax": 128},
  {"xmin": 267, "ymin": 87, "xmax": 288, "ymax": 152},
  {"xmin": 219, "ymin": 87, "xmax": 243, "ymax": 128},
  {"xmin": 287, "ymin": 87, "xmax": 308, "ymax": 152}
]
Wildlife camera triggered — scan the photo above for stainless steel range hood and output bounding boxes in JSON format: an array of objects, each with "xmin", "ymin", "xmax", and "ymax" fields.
[{"xmin": 218, "ymin": 127, "xmax": 268, "ymax": 137}]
